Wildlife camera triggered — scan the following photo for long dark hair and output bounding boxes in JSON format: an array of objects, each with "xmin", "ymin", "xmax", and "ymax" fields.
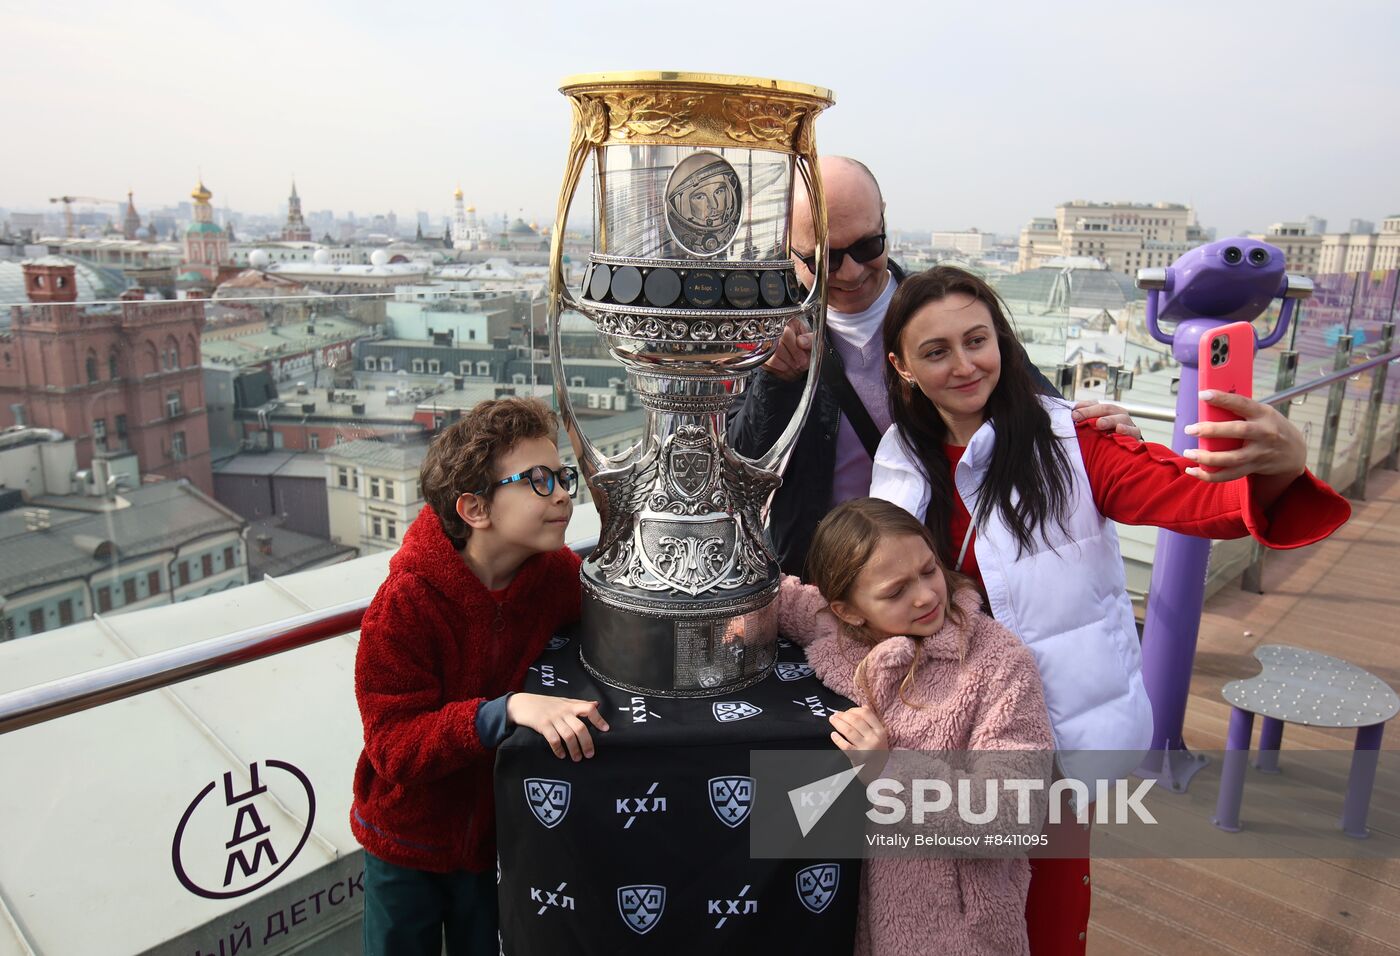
[{"xmin": 882, "ymin": 266, "xmax": 1073, "ymax": 561}]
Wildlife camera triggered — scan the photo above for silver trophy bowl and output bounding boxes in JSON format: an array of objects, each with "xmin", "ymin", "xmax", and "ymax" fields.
[{"xmin": 548, "ymin": 72, "xmax": 834, "ymax": 696}]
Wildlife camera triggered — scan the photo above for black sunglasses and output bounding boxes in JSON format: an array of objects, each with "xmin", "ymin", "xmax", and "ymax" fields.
[
  {"xmin": 473, "ymin": 464, "xmax": 578, "ymax": 499},
  {"xmin": 793, "ymin": 229, "xmax": 887, "ymax": 274}
]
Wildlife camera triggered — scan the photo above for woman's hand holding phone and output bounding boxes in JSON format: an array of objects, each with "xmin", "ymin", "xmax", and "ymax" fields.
[
  {"xmin": 1184, "ymin": 390, "xmax": 1307, "ymax": 484},
  {"xmin": 1185, "ymin": 320, "xmax": 1306, "ymax": 488}
]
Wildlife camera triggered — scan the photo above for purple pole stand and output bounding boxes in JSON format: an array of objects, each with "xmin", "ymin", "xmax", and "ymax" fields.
[
  {"xmin": 1137, "ymin": 316, "xmax": 1232, "ymax": 792},
  {"xmin": 1252, "ymin": 717, "xmax": 1284, "ymax": 773},
  {"xmin": 1213, "ymin": 706, "xmax": 1254, "ymax": 832},
  {"xmin": 1341, "ymin": 722, "xmax": 1385, "ymax": 838}
]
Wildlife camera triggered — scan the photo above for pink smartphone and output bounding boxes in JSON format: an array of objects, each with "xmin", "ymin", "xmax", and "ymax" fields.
[{"xmin": 1197, "ymin": 321, "xmax": 1255, "ymax": 471}]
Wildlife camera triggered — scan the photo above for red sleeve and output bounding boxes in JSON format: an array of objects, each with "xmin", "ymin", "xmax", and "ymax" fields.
[
  {"xmin": 355, "ymin": 575, "xmax": 490, "ymax": 787},
  {"xmin": 1077, "ymin": 420, "xmax": 1349, "ymax": 548},
  {"xmin": 1235, "ymin": 468, "xmax": 1350, "ymax": 549},
  {"xmin": 557, "ymin": 547, "xmax": 583, "ymax": 628}
]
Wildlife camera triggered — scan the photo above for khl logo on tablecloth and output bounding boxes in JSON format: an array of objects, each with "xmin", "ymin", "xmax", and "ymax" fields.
[
  {"xmin": 530, "ymin": 664, "xmax": 568, "ymax": 688},
  {"xmin": 628, "ymin": 696, "xmax": 661, "ymax": 723},
  {"xmin": 617, "ymin": 884, "xmax": 667, "ymax": 935},
  {"xmin": 775, "ymin": 662, "xmax": 814, "ymax": 681},
  {"xmin": 531, "ymin": 881, "xmax": 576, "ymax": 916},
  {"xmin": 712, "ymin": 700, "xmax": 762, "ymax": 722},
  {"xmin": 708, "ymin": 775, "xmax": 755, "ymax": 828},
  {"xmin": 617, "ymin": 782, "xmax": 668, "ymax": 828},
  {"xmin": 524, "ymin": 778, "xmax": 571, "ymax": 828},
  {"xmin": 792, "ymin": 694, "xmax": 833, "ymax": 718},
  {"xmin": 707, "ymin": 883, "xmax": 757, "ymax": 929},
  {"xmin": 545, "ymin": 635, "xmax": 570, "ymax": 651},
  {"xmin": 796, "ymin": 864, "xmax": 840, "ymax": 914}
]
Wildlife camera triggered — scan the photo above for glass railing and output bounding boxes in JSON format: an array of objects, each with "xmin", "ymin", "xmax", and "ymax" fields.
[
  {"xmin": 1011, "ymin": 269, "xmax": 1400, "ymax": 606},
  {"xmin": 4, "ymin": 265, "xmax": 1395, "ymax": 639},
  {"xmin": 1208, "ymin": 336, "xmax": 1398, "ymax": 593}
]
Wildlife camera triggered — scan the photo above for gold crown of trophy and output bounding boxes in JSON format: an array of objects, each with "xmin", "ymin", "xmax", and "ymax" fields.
[{"xmin": 547, "ymin": 72, "xmax": 834, "ymax": 697}]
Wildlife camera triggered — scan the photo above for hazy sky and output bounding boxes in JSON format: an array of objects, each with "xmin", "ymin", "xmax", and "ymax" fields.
[{"xmin": 4, "ymin": 0, "xmax": 1397, "ymax": 237}]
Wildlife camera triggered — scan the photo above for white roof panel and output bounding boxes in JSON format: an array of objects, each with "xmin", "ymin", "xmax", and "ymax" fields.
[{"xmin": 0, "ymin": 511, "xmax": 602, "ymax": 953}]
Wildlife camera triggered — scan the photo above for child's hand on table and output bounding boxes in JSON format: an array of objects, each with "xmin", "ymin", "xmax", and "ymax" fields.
[
  {"xmin": 508, "ymin": 693, "xmax": 610, "ymax": 761},
  {"xmin": 830, "ymin": 706, "xmax": 890, "ymax": 785}
]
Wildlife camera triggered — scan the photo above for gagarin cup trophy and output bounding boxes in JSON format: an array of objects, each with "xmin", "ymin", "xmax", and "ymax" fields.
[{"xmin": 547, "ymin": 73, "xmax": 834, "ymax": 697}]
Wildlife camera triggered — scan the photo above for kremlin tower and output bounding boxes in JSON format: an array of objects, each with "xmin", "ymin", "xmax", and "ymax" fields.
[
  {"xmin": 282, "ymin": 180, "xmax": 312, "ymax": 242},
  {"xmin": 122, "ymin": 192, "xmax": 142, "ymax": 240}
]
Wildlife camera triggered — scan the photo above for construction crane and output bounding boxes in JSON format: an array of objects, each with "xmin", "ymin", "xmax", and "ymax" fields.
[{"xmin": 47, "ymin": 195, "xmax": 123, "ymax": 238}]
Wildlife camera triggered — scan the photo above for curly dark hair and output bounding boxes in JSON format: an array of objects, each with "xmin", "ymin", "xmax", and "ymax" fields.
[{"xmin": 420, "ymin": 397, "xmax": 559, "ymax": 547}]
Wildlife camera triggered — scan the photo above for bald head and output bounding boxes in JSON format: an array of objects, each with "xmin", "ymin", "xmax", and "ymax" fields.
[
  {"xmin": 791, "ymin": 156, "xmax": 890, "ymax": 313},
  {"xmin": 792, "ymin": 156, "xmax": 883, "ymax": 244}
]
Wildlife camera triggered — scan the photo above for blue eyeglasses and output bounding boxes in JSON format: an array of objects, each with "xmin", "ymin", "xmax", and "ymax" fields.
[{"xmin": 474, "ymin": 464, "xmax": 578, "ymax": 499}]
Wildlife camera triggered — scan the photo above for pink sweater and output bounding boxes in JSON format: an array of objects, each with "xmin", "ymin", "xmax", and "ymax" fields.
[{"xmin": 777, "ymin": 576, "xmax": 1055, "ymax": 956}]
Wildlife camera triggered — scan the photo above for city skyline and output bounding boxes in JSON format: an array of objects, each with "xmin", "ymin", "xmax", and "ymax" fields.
[{"xmin": 3, "ymin": 1, "xmax": 1398, "ymax": 237}]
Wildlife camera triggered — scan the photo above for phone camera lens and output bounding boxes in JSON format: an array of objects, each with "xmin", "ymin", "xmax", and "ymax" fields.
[
  {"xmin": 1248, "ymin": 247, "xmax": 1269, "ymax": 266},
  {"xmin": 1210, "ymin": 335, "xmax": 1229, "ymax": 367},
  {"xmin": 1223, "ymin": 246, "xmax": 1243, "ymax": 265}
]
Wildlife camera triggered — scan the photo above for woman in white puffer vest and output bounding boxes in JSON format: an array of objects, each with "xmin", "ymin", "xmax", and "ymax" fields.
[{"xmin": 868, "ymin": 265, "xmax": 1350, "ymax": 955}]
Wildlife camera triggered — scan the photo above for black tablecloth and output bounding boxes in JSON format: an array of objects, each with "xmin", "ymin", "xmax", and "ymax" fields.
[{"xmin": 496, "ymin": 631, "xmax": 860, "ymax": 955}]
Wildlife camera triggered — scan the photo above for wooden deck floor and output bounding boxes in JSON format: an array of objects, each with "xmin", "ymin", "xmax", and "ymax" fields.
[{"xmin": 1089, "ymin": 468, "xmax": 1400, "ymax": 955}]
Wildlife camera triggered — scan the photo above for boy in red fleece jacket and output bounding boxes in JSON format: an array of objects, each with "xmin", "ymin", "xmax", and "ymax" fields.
[{"xmin": 351, "ymin": 397, "xmax": 609, "ymax": 956}]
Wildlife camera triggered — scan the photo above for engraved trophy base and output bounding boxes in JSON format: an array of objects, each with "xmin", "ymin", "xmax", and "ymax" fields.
[{"xmin": 578, "ymin": 564, "xmax": 779, "ymax": 698}]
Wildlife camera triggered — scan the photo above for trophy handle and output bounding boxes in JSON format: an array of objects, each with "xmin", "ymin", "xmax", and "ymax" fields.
[
  {"xmin": 548, "ymin": 131, "xmax": 606, "ymax": 482},
  {"xmin": 743, "ymin": 153, "xmax": 829, "ymax": 475}
]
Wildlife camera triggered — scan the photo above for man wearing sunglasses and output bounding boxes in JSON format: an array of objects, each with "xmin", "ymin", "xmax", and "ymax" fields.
[{"xmin": 728, "ymin": 156, "xmax": 1140, "ymax": 575}]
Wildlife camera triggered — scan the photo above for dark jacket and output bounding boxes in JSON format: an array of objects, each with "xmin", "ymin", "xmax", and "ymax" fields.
[
  {"xmin": 350, "ymin": 506, "xmax": 581, "ymax": 873},
  {"xmin": 727, "ymin": 262, "xmax": 1058, "ymax": 576}
]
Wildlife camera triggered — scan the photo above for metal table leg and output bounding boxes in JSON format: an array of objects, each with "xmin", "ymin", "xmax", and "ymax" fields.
[
  {"xmin": 1213, "ymin": 707, "xmax": 1255, "ymax": 832},
  {"xmin": 1253, "ymin": 716, "xmax": 1284, "ymax": 774},
  {"xmin": 1341, "ymin": 722, "xmax": 1385, "ymax": 839}
]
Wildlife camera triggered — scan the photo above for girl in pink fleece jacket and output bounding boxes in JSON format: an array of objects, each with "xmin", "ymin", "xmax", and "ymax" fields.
[{"xmin": 777, "ymin": 497, "xmax": 1054, "ymax": 956}]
